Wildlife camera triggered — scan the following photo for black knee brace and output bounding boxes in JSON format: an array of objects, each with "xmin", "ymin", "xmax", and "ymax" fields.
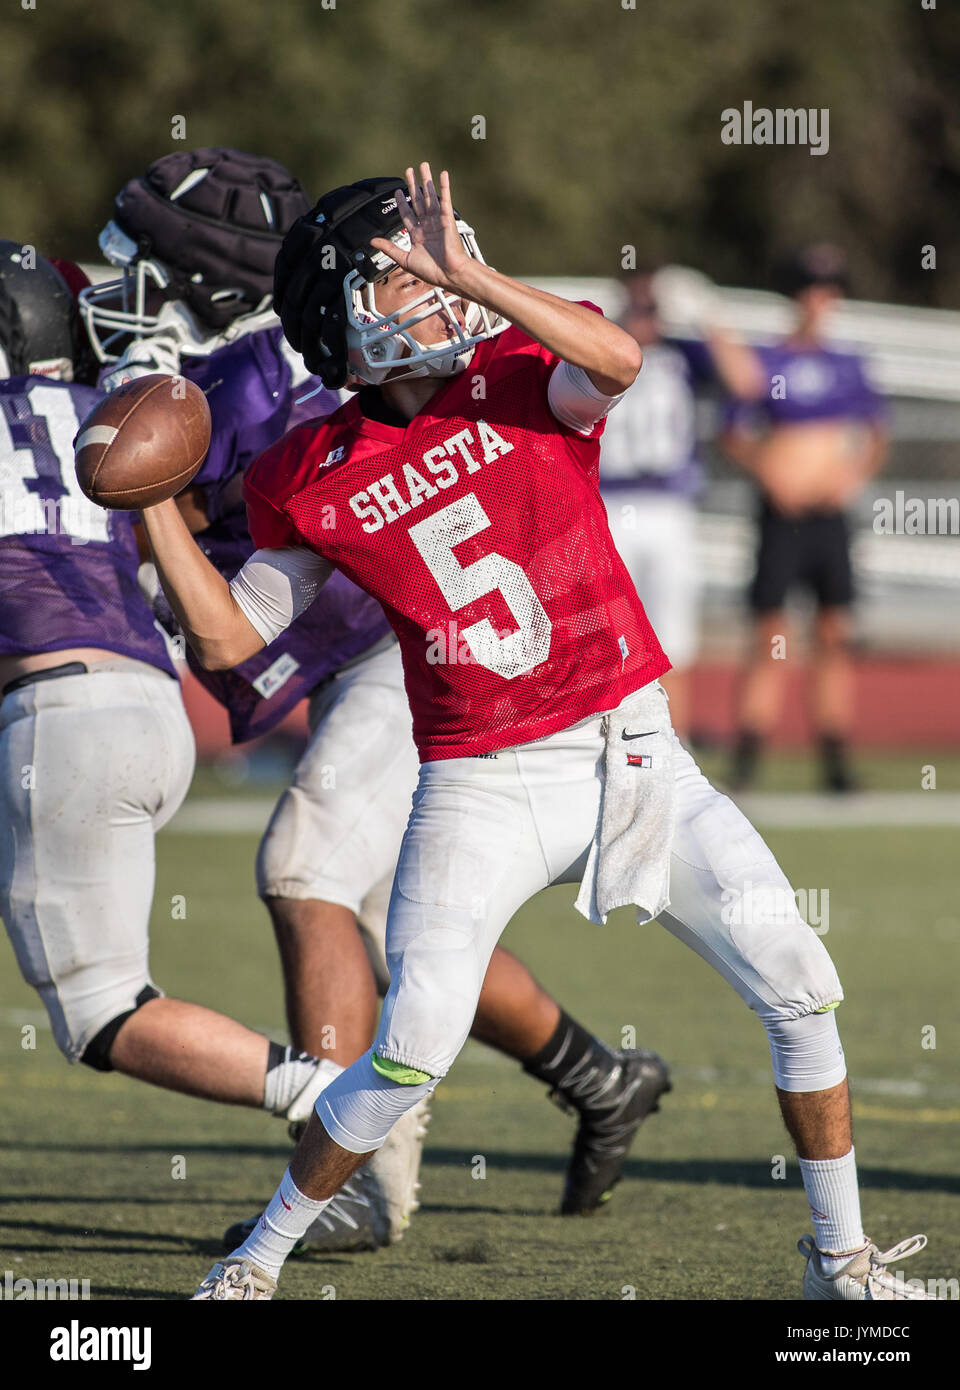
[{"xmin": 80, "ymin": 986, "xmax": 161, "ymax": 1072}]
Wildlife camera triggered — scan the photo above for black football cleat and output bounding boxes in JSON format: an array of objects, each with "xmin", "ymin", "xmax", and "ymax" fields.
[{"xmin": 553, "ymin": 1048, "xmax": 671, "ymax": 1215}]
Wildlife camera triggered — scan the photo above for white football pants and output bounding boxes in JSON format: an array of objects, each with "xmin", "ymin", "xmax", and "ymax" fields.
[
  {"xmin": 318, "ymin": 679, "xmax": 844, "ymax": 1152},
  {"xmin": 0, "ymin": 665, "xmax": 195, "ymax": 1060}
]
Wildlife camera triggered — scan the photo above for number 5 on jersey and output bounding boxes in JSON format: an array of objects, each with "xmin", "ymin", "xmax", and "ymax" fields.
[{"xmin": 409, "ymin": 494, "xmax": 552, "ymax": 679}]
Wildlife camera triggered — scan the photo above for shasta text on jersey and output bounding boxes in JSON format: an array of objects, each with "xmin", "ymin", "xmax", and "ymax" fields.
[{"xmin": 347, "ymin": 420, "xmax": 514, "ymax": 532}]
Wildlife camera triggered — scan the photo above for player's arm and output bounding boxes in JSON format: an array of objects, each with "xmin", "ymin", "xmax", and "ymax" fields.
[
  {"xmin": 139, "ymin": 499, "xmax": 265, "ymax": 668},
  {"xmin": 820, "ymin": 420, "xmax": 890, "ymax": 510},
  {"xmin": 719, "ymin": 421, "xmax": 765, "ymax": 477},
  {"xmin": 860, "ymin": 421, "xmax": 889, "ymax": 479},
  {"xmin": 854, "ymin": 366, "xmax": 890, "ymax": 482},
  {"xmin": 452, "ymin": 266, "xmax": 642, "ymax": 395},
  {"xmin": 649, "ymin": 267, "xmax": 768, "ymax": 402},
  {"xmin": 133, "ymin": 485, "xmax": 213, "ymax": 562},
  {"xmin": 138, "ymin": 499, "xmax": 331, "ymax": 669},
  {"xmin": 700, "ymin": 329, "xmax": 767, "ymax": 401},
  {"xmin": 372, "ymin": 163, "xmax": 642, "ymax": 396}
]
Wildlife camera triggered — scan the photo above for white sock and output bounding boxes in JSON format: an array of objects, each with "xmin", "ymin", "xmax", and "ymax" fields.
[
  {"xmin": 797, "ymin": 1147, "xmax": 868, "ymax": 1276},
  {"xmin": 263, "ymin": 1044, "xmax": 339, "ymax": 1116},
  {"xmin": 232, "ymin": 1168, "xmax": 332, "ymax": 1280}
]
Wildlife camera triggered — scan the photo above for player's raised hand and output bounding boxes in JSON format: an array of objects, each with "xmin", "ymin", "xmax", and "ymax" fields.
[{"xmin": 371, "ymin": 163, "xmax": 469, "ymax": 291}]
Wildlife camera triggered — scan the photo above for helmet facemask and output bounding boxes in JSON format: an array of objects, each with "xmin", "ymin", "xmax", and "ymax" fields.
[
  {"xmin": 79, "ymin": 219, "xmax": 274, "ymax": 364},
  {"xmin": 343, "ymin": 218, "xmax": 507, "ymax": 385}
]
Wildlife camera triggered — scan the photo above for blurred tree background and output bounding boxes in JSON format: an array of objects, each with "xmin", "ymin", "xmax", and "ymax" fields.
[{"xmin": 0, "ymin": 0, "xmax": 957, "ymax": 303}]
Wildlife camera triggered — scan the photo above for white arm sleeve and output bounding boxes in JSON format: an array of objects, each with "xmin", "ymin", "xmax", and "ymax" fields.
[
  {"xmin": 547, "ymin": 359, "xmax": 628, "ymax": 436},
  {"xmin": 229, "ymin": 547, "xmax": 333, "ymax": 645}
]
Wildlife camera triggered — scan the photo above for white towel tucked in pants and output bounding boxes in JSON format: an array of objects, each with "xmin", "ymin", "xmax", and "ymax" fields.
[{"xmin": 574, "ymin": 680, "xmax": 676, "ymax": 925}]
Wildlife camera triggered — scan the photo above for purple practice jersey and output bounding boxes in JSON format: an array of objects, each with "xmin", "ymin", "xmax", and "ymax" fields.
[
  {"xmin": 0, "ymin": 377, "xmax": 175, "ymax": 674},
  {"xmin": 725, "ymin": 342, "xmax": 887, "ymax": 430},
  {"xmin": 177, "ymin": 328, "xmax": 391, "ymax": 743}
]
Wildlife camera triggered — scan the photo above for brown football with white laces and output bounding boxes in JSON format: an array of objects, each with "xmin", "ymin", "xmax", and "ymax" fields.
[{"xmin": 74, "ymin": 373, "xmax": 211, "ymax": 510}]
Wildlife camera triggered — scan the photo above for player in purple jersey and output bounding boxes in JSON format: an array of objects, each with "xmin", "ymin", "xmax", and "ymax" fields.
[
  {"xmin": 0, "ymin": 244, "xmax": 357, "ymax": 1172},
  {"xmin": 87, "ymin": 150, "xmax": 673, "ymax": 1251},
  {"xmin": 81, "ymin": 148, "xmax": 394, "ymax": 742},
  {"xmin": 173, "ymin": 332, "xmax": 392, "ymax": 742},
  {"xmin": 600, "ymin": 267, "xmax": 743, "ymax": 738},
  {"xmin": 716, "ymin": 246, "xmax": 889, "ymax": 791}
]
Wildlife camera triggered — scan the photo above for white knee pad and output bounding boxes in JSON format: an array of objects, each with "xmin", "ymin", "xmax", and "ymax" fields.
[
  {"xmin": 2, "ymin": 894, "xmax": 165, "ymax": 1065},
  {"xmin": 763, "ymin": 1007, "xmax": 848, "ymax": 1093},
  {"xmin": 665, "ymin": 751, "xmax": 845, "ymax": 1023},
  {"xmin": 0, "ymin": 672, "xmax": 191, "ymax": 1064},
  {"xmin": 376, "ymin": 902, "xmax": 488, "ymax": 1080},
  {"xmin": 26, "ymin": 975, "xmax": 162, "ymax": 1067},
  {"xmin": 316, "ymin": 1050, "xmax": 437, "ymax": 1154}
]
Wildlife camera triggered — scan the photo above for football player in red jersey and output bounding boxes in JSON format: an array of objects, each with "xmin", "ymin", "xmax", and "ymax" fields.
[
  {"xmin": 140, "ymin": 165, "xmax": 938, "ymax": 1301},
  {"xmin": 89, "ymin": 152, "xmax": 675, "ymax": 1249}
]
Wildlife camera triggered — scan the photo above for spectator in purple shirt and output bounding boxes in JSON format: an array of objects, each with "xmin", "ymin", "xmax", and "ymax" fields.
[{"xmin": 718, "ymin": 246, "xmax": 889, "ymax": 791}]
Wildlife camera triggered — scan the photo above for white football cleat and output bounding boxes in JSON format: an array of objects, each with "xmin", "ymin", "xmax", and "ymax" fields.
[
  {"xmin": 224, "ymin": 1095, "xmax": 432, "ymax": 1256},
  {"xmin": 367, "ymin": 1095, "xmax": 432, "ymax": 1242},
  {"xmin": 223, "ymin": 1165, "xmax": 392, "ymax": 1254},
  {"xmin": 799, "ymin": 1233, "xmax": 937, "ymax": 1300},
  {"xmin": 191, "ymin": 1258, "xmax": 276, "ymax": 1301}
]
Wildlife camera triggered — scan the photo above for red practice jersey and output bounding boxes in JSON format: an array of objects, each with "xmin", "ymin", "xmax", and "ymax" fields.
[{"xmin": 244, "ymin": 307, "xmax": 670, "ymax": 760}]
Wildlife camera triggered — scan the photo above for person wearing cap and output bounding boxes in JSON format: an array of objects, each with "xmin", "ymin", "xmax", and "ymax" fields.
[{"xmin": 718, "ymin": 245, "xmax": 889, "ymax": 792}]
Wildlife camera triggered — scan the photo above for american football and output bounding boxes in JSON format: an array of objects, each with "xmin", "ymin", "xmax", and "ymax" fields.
[{"xmin": 74, "ymin": 373, "xmax": 210, "ymax": 508}]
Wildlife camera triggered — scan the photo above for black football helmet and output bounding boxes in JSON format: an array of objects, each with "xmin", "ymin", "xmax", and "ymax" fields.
[
  {"xmin": 274, "ymin": 177, "xmax": 507, "ymax": 390},
  {"xmin": 79, "ymin": 147, "xmax": 312, "ymax": 363},
  {"xmin": 0, "ymin": 240, "xmax": 93, "ymax": 383}
]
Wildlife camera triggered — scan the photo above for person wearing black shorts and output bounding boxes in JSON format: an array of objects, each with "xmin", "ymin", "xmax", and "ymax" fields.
[
  {"xmin": 718, "ymin": 246, "xmax": 888, "ymax": 791},
  {"xmin": 751, "ymin": 503, "xmax": 854, "ymax": 614}
]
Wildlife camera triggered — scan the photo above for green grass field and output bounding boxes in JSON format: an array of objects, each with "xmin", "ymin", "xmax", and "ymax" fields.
[{"xmin": 1, "ymin": 756, "xmax": 959, "ymax": 1302}]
